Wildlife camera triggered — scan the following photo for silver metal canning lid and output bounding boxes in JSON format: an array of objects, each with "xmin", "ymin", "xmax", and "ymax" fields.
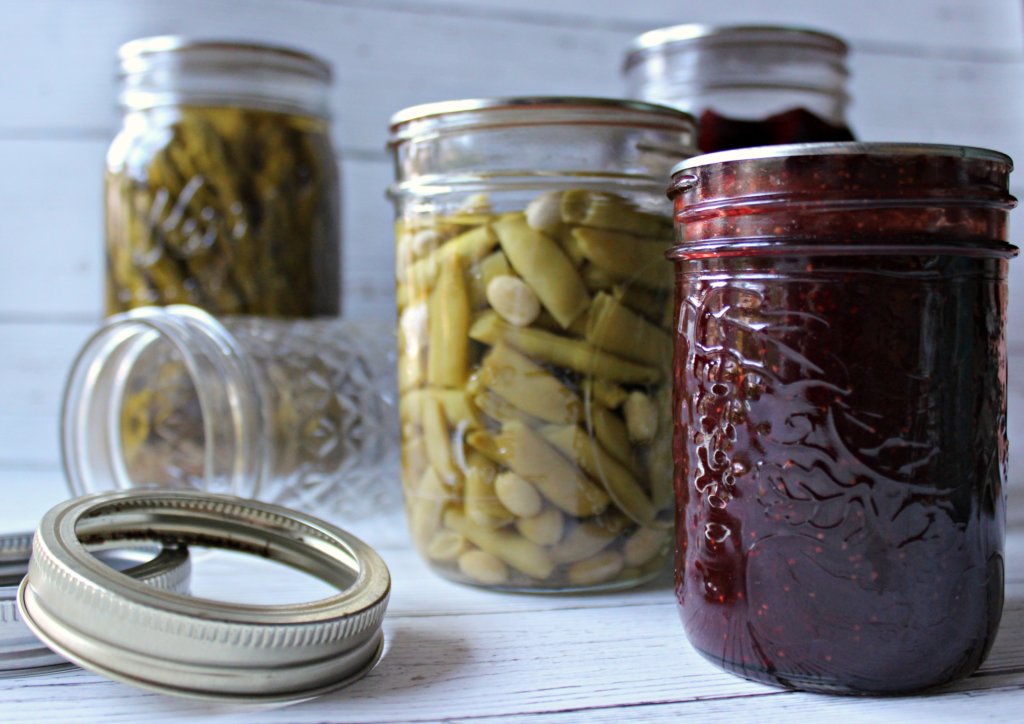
[
  {"xmin": 1, "ymin": 531, "xmax": 190, "ymax": 676},
  {"xmin": 389, "ymin": 96, "xmax": 696, "ymax": 131},
  {"xmin": 17, "ymin": 490, "xmax": 391, "ymax": 702},
  {"xmin": 624, "ymin": 24, "xmax": 848, "ymax": 68},
  {"xmin": 670, "ymin": 141, "xmax": 1015, "ymax": 177}
]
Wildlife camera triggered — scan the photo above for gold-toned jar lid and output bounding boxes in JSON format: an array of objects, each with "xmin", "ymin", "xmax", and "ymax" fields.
[
  {"xmin": 1, "ymin": 530, "xmax": 190, "ymax": 676},
  {"xmin": 17, "ymin": 490, "xmax": 390, "ymax": 701}
]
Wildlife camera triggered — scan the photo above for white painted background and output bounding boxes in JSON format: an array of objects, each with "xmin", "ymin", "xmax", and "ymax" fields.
[{"xmin": 2, "ymin": 0, "xmax": 1024, "ymax": 523}]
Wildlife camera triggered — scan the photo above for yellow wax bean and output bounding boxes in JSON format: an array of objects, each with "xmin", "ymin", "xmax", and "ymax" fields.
[
  {"xmin": 473, "ymin": 390, "xmax": 538, "ymax": 427},
  {"xmin": 470, "ymin": 312, "xmax": 661, "ymax": 385},
  {"xmin": 550, "ymin": 516, "xmax": 627, "ymax": 564},
  {"xmin": 422, "ymin": 395, "xmax": 461, "ymax": 488},
  {"xmin": 585, "ymin": 378, "xmax": 628, "ymax": 410},
  {"xmin": 467, "ymin": 250, "xmax": 511, "ymax": 308},
  {"xmin": 401, "ymin": 389, "xmax": 482, "ymax": 430},
  {"xmin": 572, "ymin": 227, "xmax": 673, "ymax": 291},
  {"xmin": 588, "ymin": 400, "xmax": 639, "ymax": 474},
  {"xmin": 444, "ymin": 509, "xmax": 555, "ymax": 580},
  {"xmin": 478, "ymin": 341, "xmax": 582, "ymax": 424},
  {"xmin": 403, "ymin": 223, "xmax": 497, "ymax": 293},
  {"xmin": 567, "ymin": 550, "xmax": 625, "ymax": 587},
  {"xmin": 458, "ymin": 549, "xmax": 509, "ymax": 585},
  {"xmin": 495, "ymin": 421, "xmax": 610, "ymax": 517},
  {"xmin": 464, "ymin": 453, "xmax": 514, "ymax": 529},
  {"xmin": 409, "ymin": 466, "xmax": 453, "ymax": 548},
  {"xmin": 466, "ymin": 429, "xmax": 504, "ymax": 467},
  {"xmin": 516, "ymin": 507, "xmax": 564, "ymax": 546},
  {"xmin": 541, "ymin": 423, "xmax": 662, "ymax": 529},
  {"xmin": 561, "ymin": 189, "xmax": 668, "ymax": 237},
  {"xmin": 586, "ymin": 292, "xmax": 673, "ymax": 368},
  {"xmin": 494, "ymin": 214, "xmax": 590, "ymax": 328},
  {"xmin": 427, "ymin": 253, "xmax": 470, "ymax": 388}
]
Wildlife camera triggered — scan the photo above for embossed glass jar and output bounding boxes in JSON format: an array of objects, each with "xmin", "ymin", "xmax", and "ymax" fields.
[
  {"xmin": 61, "ymin": 306, "xmax": 399, "ymax": 522},
  {"xmin": 667, "ymin": 143, "xmax": 1017, "ymax": 693},
  {"xmin": 105, "ymin": 37, "xmax": 340, "ymax": 316}
]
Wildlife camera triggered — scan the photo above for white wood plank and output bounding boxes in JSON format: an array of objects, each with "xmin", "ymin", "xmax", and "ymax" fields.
[
  {"xmin": 0, "ymin": 0, "xmax": 1020, "ymax": 156},
  {"xmin": 0, "ymin": 322, "xmax": 94, "ymax": 466},
  {"xmin": 399, "ymin": 0, "xmax": 1024, "ymax": 55}
]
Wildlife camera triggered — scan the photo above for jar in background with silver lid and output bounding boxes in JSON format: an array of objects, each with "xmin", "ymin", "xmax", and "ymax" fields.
[
  {"xmin": 106, "ymin": 37, "xmax": 341, "ymax": 316},
  {"xmin": 624, "ymin": 25, "xmax": 854, "ymax": 152},
  {"xmin": 61, "ymin": 306, "xmax": 400, "ymax": 522},
  {"xmin": 388, "ymin": 97, "xmax": 698, "ymax": 591}
]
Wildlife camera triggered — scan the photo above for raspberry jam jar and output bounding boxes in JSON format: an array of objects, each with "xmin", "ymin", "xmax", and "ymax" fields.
[{"xmin": 667, "ymin": 143, "xmax": 1017, "ymax": 694}]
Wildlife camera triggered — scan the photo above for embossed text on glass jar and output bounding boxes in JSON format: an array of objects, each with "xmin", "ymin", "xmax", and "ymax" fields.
[{"xmin": 667, "ymin": 142, "xmax": 1017, "ymax": 693}]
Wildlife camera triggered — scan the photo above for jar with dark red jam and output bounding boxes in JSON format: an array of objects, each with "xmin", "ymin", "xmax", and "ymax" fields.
[
  {"xmin": 666, "ymin": 142, "xmax": 1017, "ymax": 694},
  {"xmin": 624, "ymin": 25, "xmax": 855, "ymax": 152}
]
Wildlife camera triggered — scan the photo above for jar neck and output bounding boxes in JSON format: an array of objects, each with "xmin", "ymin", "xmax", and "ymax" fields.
[
  {"xmin": 626, "ymin": 40, "xmax": 849, "ymax": 126},
  {"xmin": 388, "ymin": 99, "xmax": 698, "ymax": 200},
  {"xmin": 62, "ymin": 306, "xmax": 267, "ymax": 499},
  {"xmin": 118, "ymin": 41, "xmax": 331, "ymax": 118}
]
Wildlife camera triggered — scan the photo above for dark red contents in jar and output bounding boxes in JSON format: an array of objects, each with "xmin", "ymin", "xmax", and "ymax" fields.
[
  {"xmin": 668, "ymin": 148, "xmax": 1015, "ymax": 694},
  {"xmin": 697, "ymin": 107, "xmax": 854, "ymax": 153}
]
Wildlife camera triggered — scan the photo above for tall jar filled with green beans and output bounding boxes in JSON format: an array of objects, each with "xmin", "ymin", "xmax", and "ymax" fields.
[
  {"xmin": 105, "ymin": 37, "xmax": 340, "ymax": 317},
  {"xmin": 388, "ymin": 98, "xmax": 698, "ymax": 591}
]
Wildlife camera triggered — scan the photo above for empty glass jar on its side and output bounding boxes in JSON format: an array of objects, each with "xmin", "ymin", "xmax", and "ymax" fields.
[
  {"xmin": 667, "ymin": 142, "xmax": 1017, "ymax": 693},
  {"xmin": 62, "ymin": 306, "xmax": 399, "ymax": 522},
  {"xmin": 388, "ymin": 97, "xmax": 697, "ymax": 591}
]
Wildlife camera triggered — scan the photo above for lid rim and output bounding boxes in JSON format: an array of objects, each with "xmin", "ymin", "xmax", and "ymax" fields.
[
  {"xmin": 389, "ymin": 96, "xmax": 696, "ymax": 129},
  {"xmin": 670, "ymin": 142, "xmax": 1015, "ymax": 176},
  {"xmin": 625, "ymin": 23, "xmax": 850, "ymax": 64},
  {"xmin": 17, "ymin": 490, "xmax": 390, "ymax": 701},
  {"xmin": 118, "ymin": 35, "xmax": 333, "ymax": 81}
]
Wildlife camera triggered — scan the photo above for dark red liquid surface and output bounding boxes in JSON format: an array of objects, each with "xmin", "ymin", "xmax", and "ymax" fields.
[
  {"xmin": 698, "ymin": 107, "xmax": 854, "ymax": 153},
  {"xmin": 671, "ymin": 248, "xmax": 1007, "ymax": 693}
]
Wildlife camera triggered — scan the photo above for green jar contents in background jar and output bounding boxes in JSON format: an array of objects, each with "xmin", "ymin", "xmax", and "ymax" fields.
[
  {"xmin": 388, "ymin": 98, "xmax": 698, "ymax": 591},
  {"xmin": 105, "ymin": 37, "xmax": 341, "ymax": 317}
]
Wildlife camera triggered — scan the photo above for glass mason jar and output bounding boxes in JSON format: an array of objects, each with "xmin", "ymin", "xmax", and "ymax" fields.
[
  {"xmin": 105, "ymin": 37, "xmax": 341, "ymax": 317},
  {"xmin": 61, "ymin": 306, "xmax": 400, "ymax": 522},
  {"xmin": 667, "ymin": 142, "xmax": 1017, "ymax": 693},
  {"xmin": 387, "ymin": 97, "xmax": 698, "ymax": 591},
  {"xmin": 624, "ymin": 25, "xmax": 854, "ymax": 152}
]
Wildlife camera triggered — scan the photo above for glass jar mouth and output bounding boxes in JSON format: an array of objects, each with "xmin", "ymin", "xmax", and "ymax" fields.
[
  {"xmin": 388, "ymin": 96, "xmax": 696, "ymax": 142},
  {"xmin": 61, "ymin": 306, "xmax": 265, "ymax": 500},
  {"xmin": 116, "ymin": 36, "xmax": 332, "ymax": 116},
  {"xmin": 670, "ymin": 142, "xmax": 1015, "ymax": 179},
  {"xmin": 625, "ymin": 23, "xmax": 849, "ymax": 69}
]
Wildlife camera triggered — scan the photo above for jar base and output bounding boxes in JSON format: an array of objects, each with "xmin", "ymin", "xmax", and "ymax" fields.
[
  {"xmin": 689, "ymin": 644, "xmax": 975, "ymax": 696},
  {"xmin": 424, "ymin": 559, "xmax": 671, "ymax": 595}
]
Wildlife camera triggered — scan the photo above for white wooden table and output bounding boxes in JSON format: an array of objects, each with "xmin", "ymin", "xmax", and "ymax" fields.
[{"xmin": 1, "ymin": 470, "xmax": 1024, "ymax": 723}]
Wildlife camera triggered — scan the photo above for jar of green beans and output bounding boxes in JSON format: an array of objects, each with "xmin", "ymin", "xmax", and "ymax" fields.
[
  {"xmin": 388, "ymin": 97, "xmax": 698, "ymax": 591},
  {"xmin": 105, "ymin": 37, "xmax": 340, "ymax": 317}
]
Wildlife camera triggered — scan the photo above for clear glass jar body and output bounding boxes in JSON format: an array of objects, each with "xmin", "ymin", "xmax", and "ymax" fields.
[
  {"xmin": 388, "ymin": 97, "xmax": 697, "ymax": 591},
  {"xmin": 667, "ymin": 143, "xmax": 1017, "ymax": 693},
  {"xmin": 62, "ymin": 306, "xmax": 399, "ymax": 523},
  {"xmin": 625, "ymin": 25, "xmax": 854, "ymax": 152},
  {"xmin": 105, "ymin": 38, "xmax": 341, "ymax": 317}
]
